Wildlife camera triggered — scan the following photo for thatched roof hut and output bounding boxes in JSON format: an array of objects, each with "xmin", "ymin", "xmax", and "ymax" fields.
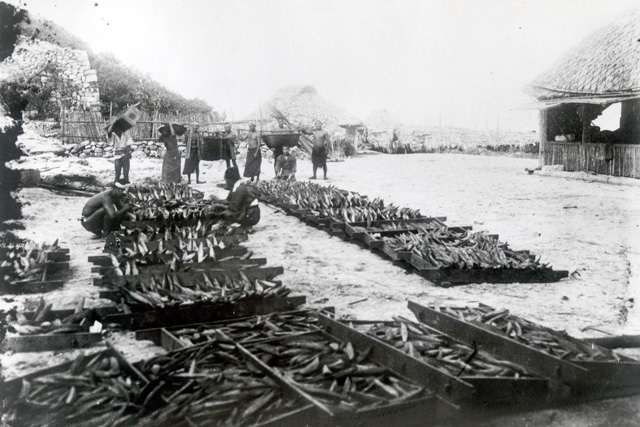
[
  {"xmin": 528, "ymin": 8, "xmax": 640, "ymax": 101},
  {"xmin": 528, "ymin": 8, "xmax": 640, "ymax": 178},
  {"xmin": 364, "ymin": 109, "xmax": 402, "ymax": 128},
  {"xmin": 248, "ymin": 85, "xmax": 361, "ymax": 133}
]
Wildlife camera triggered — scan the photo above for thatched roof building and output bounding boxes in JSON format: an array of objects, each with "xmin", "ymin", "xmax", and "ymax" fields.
[
  {"xmin": 248, "ymin": 85, "xmax": 361, "ymax": 132},
  {"xmin": 528, "ymin": 8, "xmax": 640, "ymax": 178},
  {"xmin": 529, "ymin": 8, "xmax": 640, "ymax": 101},
  {"xmin": 364, "ymin": 109, "xmax": 402, "ymax": 128}
]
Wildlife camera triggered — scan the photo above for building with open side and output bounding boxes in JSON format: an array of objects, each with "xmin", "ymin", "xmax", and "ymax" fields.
[{"xmin": 528, "ymin": 8, "xmax": 640, "ymax": 178}]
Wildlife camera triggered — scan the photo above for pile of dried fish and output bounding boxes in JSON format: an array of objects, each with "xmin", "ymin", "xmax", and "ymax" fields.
[
  {"xmin": 4, "ymin": 352, "xmax": 145, "ymax": 427},
  {"xmin": 126, "ymin": 183, "xmax": 195, "ymax": 204},
  {"xmin": 258, "ymin": 181, "xmax": 422, "ymax": 223},
  {"xmin": 0, "ymin": 239, "xmax": 60, "ymax": 283},
  {"xmin": 4, "ymin": 298, "xmax": 92, "ymax": 336},
  {"xmin": 170, "ymin": 311, "xmax": 319, "ymax": 347},
  {"xmin": 117, "ymin": 272, "xmax": 290, "ymax": 309},
  {"xmin": 107, "ymin": 235, "xmax": 223, "ymax": 275},
  {"xmin": 116, "ymin": 221, "xmax": 243, "ymax": 242},
  {"xmin": 434, "ymin": 305, "xmax": 622, "ymax": 362},
  {"xmin": 384, "ymin": 226, "xmax": 546, "ymax": 270},
  {"xmin": 247, "ymin": 333, "xmax": 426, "ymax": 412},
  {"xmin": 135, "ymin": 345, "xmax": 304, "ymax": 426},
  {"xmin": 361, "ymin": 317, "xmax": 532, "ymax": 379}
]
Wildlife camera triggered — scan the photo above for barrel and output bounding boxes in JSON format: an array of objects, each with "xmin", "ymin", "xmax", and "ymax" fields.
[
  {"xmin": 261, "ymin": 131, "xmax": 301, "ymax": 149},
  {"xmin": 200, "ymin": 137, "xmax": 225, "ymax": 161}
]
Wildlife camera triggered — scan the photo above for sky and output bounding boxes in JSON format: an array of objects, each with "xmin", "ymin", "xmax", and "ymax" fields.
[{"xmin": 7, "ymin": 0, "xmax": 638, "ymax": 130}]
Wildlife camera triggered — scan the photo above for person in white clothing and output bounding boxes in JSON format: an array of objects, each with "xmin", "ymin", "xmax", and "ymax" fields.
[{"xmin": 110, "ymin": 127, "xmax": 133, "ymax": 183}]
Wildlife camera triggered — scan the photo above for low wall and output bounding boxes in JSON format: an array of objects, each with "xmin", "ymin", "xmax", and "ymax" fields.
[{"xmin": 1, "ymin": 36, "xmax": 100, "ymax": 113}]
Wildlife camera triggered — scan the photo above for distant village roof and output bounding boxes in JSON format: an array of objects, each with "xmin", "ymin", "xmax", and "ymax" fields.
[
  {"xmin": 528, "ymin": 8, "xmax": 640, "ymax": 100},
  {"xmin": 247, "ymin": 85, "xmax": 361, "ymax": 129},
  {"xmin": 364, "ymin": 109, "xmax": 402, "ymax": 128}
]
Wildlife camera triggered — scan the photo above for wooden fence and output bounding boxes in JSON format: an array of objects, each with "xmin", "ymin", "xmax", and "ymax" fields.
[
  {"xmin": 60, "ymin": 109, "xmax": 231, "ymax": 144},
  {"xmin": 543, "ymin": 142, "xmax": 640, "ymax": 178}
]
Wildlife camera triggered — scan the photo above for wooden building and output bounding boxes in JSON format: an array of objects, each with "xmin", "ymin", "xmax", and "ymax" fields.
[{"xmin": 528, "ymin": 9, "xmax": 640, "ymax": 178}]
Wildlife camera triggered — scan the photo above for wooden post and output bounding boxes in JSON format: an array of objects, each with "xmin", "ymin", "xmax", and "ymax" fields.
[
  {"xmin": 538, "ymin": 109, "xmax": 547, "ymax": 167},
  {"xmin": 580, "ymin": 105, "xmax": 591, "ymax": 144}
]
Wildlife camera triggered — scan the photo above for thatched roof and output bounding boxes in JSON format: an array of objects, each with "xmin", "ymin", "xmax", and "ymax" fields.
[
  {"xmin": 248, "ymin": 85, "xmax": 361, "ymax": 130},
  {"xmin": 528, "ymin": 8, "xmax": 640, "ymax": 100},
  {"xmin": 364, "ymin": 109, "xmax": 402, "ymax": 128}
]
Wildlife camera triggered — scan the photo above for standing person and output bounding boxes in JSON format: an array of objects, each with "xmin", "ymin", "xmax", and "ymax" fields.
[
  {"xmin": 275, "ymin": 145, "xmax": 296, "ymax": 181},
  {"xmin": 109, "ymin": 125, "xmax": 133, "ymax": 184},
  {"xmin": 80, "ymin": 180, "xmax": 131, "ymax": 237},
  {"xmin": 241, "ymin": 122, "xmax": 262, "ymax": 181},
  {"xmin": 390, "ymin": 128, "xmax": 399, "ymax": 154},
  {"xmin": 301, "ymin": 120, "xmax": 330, "ymax": 180},
  {"xmin": 221, "ymin": 124, "xmax": 239, "ymax": 169},
  {"xmin": 182, "ymin": 123, "xmax": 205, "ymax": 184},
  {"xmin": 159, "ymin": 123, "xmax": 181, "ymax": 183}
]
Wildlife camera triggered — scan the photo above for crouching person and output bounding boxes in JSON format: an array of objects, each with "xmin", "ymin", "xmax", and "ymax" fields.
[
  {"xmin": 275, "ymin": 145, "xmax": 297, "ymax": 181},
  {"xmin": 80, "ymin": 180, "xmax": 132, "ymax": 237},
  {"xmin": 208, "ymin": 167, "xmax": 261, "ymax": 227}
]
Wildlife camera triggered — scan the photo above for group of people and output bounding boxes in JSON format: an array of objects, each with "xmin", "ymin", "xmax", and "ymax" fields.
[
  {"xmin": 156, "ymin": 119, "xmax": 330, "ymax": 184},
  {"xmin": 83, "ymin": 118, "xmax": 333, "ymax": 238}
]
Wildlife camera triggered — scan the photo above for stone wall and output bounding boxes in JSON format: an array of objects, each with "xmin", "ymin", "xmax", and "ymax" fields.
[
  {"xmin": 67, "ymin": 139, "xmax": 186, "ymax": 159},
  {"xmin": 1, "ymin": 36, "xmax": 100, "ymax": 113}
]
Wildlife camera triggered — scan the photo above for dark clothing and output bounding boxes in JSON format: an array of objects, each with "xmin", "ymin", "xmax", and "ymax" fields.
[
  {"xmin": 273, "ymin": 146, "xmax": 283, "ymax": 171},
  {"xmin": 160, "ymin": 134, "xmax": 181, "ymax": 183},
  {"xmin": 311, "ymin": 147, "xmax": 327, "ymax": 168},
  {"xmin": 183, "ymin": 130, "xmax": 202, "ymax": 175},
  {"xmin": 227, "ymin": 180, "xmax": 260, "ymax": 227},
  {"xmin": 223, "ymin": 132, "xmax": 237, "ymax": 161},
  {"xmin": 81, "ymin": 209, "xmax": 123, "ymax": 236},
  {"xmin": 275, "ymin": 153, "xmax": 296, "ymax": 180},
  {"xmin": 162, "ymin": 150, "xmax": 182, "ymax": 183},
  {"xmin": 243, "ymin": 131, "xmax": 262, "ymax": 178},
  {"xmin": 183, "ymin": 144, "xmax": 200, "ymax": 175},
  {"xmin": 114, "ymin": 156, "xmax": 130, "ymax": 183},
  {"xmin": 244, "ymin": 146, "xmax": 262, "ymax": 178}
]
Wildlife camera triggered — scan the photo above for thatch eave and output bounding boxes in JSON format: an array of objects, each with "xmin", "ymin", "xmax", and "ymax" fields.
[{"xmin": 529, "ymin": 8, "xmax": 640, "ymax": 101}]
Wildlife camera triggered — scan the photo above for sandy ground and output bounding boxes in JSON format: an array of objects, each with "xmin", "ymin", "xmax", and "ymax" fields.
[{"xmin": 2, "ymin": 147, "xmax": 640, "ymax": 425}]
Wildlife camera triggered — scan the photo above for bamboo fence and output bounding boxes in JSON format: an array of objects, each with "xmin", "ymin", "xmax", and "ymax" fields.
[
  {"xmin": 60, "ymin": 109, "xmax": 250, "ymax": 144},
  {"xmin": 544, "ymin": 142, "xmax": 640, "ymax": 178}
]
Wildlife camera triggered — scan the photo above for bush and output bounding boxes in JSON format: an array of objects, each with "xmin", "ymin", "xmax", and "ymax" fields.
[{"xmin": 90, "ymin": 52, "xmax": 217, "ymax": 118}]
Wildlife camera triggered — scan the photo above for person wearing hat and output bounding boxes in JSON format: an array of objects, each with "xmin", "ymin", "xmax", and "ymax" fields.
[
  {"xmin": 159, "ymin": 123, "xmax": 181, "ymax": 183},
  {"xmin": 80, "ymin": 180, "xmax": 132, "ymax": 237},
  {"xmin": 108, "ymin": 121, "xmax": 133, "ymax": 184},
  {"xmin": 221, "ymin": 123, "xmax": 239, "ymax": 170},
  {"xmin": 182, "ymin": 123, "xmax": 205, "ymax": 184},
  {"xmin": 240, "ymin": 122, "xmax": 262, "ymax": 182}
]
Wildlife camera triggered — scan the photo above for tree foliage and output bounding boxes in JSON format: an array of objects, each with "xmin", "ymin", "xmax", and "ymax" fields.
[
  {"xmin": 1, "ymin": 4, "xmax": 219, "ymax": 119},
  {"xmin": 90, "ymin": 52, "xmax": 216, "ymax": 118}
]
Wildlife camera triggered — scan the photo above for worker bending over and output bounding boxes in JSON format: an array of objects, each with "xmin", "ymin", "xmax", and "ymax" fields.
[{"xmin": 80, "ymin": 181, "xmax": 131, "ymax": 237}]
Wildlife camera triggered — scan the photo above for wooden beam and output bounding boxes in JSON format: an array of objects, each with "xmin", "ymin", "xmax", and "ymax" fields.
[
  {"xmin": 539, "ymin": 109, "xmax": 547, "ymax": 167},
  {"xmin": 585, "ymin": 335, "xmax": 640, "ymax": 349}
]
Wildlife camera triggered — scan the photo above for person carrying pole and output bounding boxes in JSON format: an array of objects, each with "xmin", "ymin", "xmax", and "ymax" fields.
[
  {"xmin": 221, "ymin": 123, "xmax": 239, "ymax": 170},
  {"xmin": 108, "ymin": 123, "xmax": 133, "ymax": 184},
  {"xmin": 159, "ymin": 123, "xmax": 181, "ymax": 183},
  {"xmin": 240, "ymin": 122, "xmax": 262, "ymax": 182}
]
